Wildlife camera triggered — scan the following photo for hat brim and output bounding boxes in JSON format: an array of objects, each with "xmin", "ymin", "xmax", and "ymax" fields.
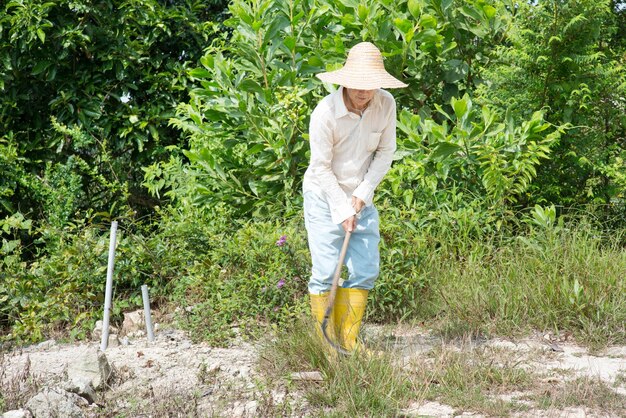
[{"xmin": 316, "ymin": 67, "xmax": 408, "ymax": 90}]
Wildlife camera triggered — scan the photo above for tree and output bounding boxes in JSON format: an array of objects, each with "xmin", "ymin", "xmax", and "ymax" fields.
[
  {"xmin": 156, "ymin": 0, "xmax": 512, "ymax": 217},
  {"xmin": 0, "ymin": 0, "xmax": 228, "ymax": 230},
  {"xmin": 476, "ymin": 0, "xmax": 626, "ymax": 206}
]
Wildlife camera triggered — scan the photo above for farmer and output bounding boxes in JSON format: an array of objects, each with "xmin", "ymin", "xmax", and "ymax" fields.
[{"xmin": 303, "ymin": 42, "xmax": 407, "ymax": 352}]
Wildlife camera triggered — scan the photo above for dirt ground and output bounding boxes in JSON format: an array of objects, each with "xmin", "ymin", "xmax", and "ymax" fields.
[{"xmin": 1, "ymin": 324, "xmax": 625, "ymax": 417}]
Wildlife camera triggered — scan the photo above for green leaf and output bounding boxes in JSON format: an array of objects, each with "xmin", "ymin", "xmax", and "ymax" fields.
[
  {"xmin": 358, "ymin": 4, "xmax": 368, "ymax": 22},
  {"xmin": 394, "ymin": 18, "xmax": 413, "ymax": 35},
  {"xmin": 189, "ymin": 68, "xmax": 212, "ymax": 79},
  {"xmin": 431, "ymin": 142, "xmax": 462, "ymax": 161},
  {"xmin": 200, "ymin": 54, "xmax": 215, "ymax": 69},
  {"xmin": 408, "ymin": 0, "xmax": 421, "ymax": 19},
  {"xmin": 248, "ymin": 180, "xmax": 260, "ymax": 196},
  {"xmin": 240, "ymin": 79, "xmax": 265, "ymax": 95},
  {"xmin": 443, "ymin": 59, "xmax": 467, "ymax": 83},
  {"xmin": 483, "ymin": 5, "xmax": 496, "ymax": 19},
  {"xmin": 451, "ymin": 96, "xmax": 469, "ymax": 119},
  {"xmin": 246, "ymin": 143, "xmax": 266, "ymax": 155},
  {"xmin": 31, "ymin": 61, "xmax": 52, "ymax": 75},
  {"xmin": 441, "ymin": 0, "xmax": 453, "ymax": 12},
  {"xmin": 420, "ymin": 14, "xmax": 437, "ymax": 29},
  {"xmin": 283, "ymin": 36, "xmax": 296, "ymax": 51},
  {"xmin": 37, "ymin": 28, "xmax": 46, "ymax": 43}
]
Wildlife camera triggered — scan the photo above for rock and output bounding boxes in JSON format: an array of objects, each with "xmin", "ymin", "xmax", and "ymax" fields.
[
  {"xmin": 271, "ymin": 390, "xmax": 286, "ymax": 404},
  {"xmin": 127, "ymin": 330, "xmax": 145, "ymax": 339},
  {"xmin": 2, "ymin": 410, "xmax": 32, "ymax": 418},
  {"xmin": 244, "ymin": 400, "xmax": 258, "ymax": 415},
  {"xmin": 107, "ymin": 334, "xmax": 120, "ymax": 348},
  {"xmin": 66, "ymin": 349, "xmax": 112, "ymax": 391},
  {"xmin": 64, "ymin": 378, "xmax": 96, "ymax": 404},
  {"xmin": 36, "ymin": 340, "xmax": 56, "ymax": 350},
  {"xmin": 290, "ymin": 371, "xmax": 324, "ymax": 381},
  {"xmin": 122, "ymin": 310, "xmax": 144, "ymax": 335},
  {"xmin": 231, "ymin": 402, "xmax": 245, "ymax": 418},
  {"xmin": 91, "ymin": 320, "xmax": 119, "ymax": 341},
  {"xmin": 26, "ymin": 388, "xmax": 87, "ymax": 418},
  {"xmin": 401, "ymin": 401, "xmax": 455, "ymax": 417}
]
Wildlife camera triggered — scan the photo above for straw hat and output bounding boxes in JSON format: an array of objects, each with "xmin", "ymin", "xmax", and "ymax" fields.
[{"xmin": 316, "ymin": 42, "xmax": 407, "ymax": 90}]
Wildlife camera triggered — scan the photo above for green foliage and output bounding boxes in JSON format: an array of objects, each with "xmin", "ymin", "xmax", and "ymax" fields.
[
  {"xmin": 476, "ymin": 0, "xmax": 626, "ymax": 206},
  {"xmin": 261, "ymin": 318, "xmax": 413, "ymax": 417},
  {"xmin": 155, "ymin": 0, "xmax": 512, "ymax": 217},
  {"xmin": 171, "ymin": 219, "xmax": 311, "ymax": 344},
  {"xmin": 417, "ymin": 95, "xmax": 560, "ymax": 206},
  {"xmin": 2, "ymin": 0, "xmax": 626, "ymax": 350},
  {"xmin": 0, "ymin": 0, "xmax": 227, "ymax": 227},
  {"xmin": 0, "ymin": 205, "xmax": 228, "ymax": 342},
  {"xmin": 426, "ymin": 220, "xmax": 626, "ymax": 347}
]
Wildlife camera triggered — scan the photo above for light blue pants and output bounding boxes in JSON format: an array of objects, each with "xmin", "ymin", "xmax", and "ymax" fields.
[{"xmin": 303, "ymin": 191, "xmax": 381, "ymax": 294}]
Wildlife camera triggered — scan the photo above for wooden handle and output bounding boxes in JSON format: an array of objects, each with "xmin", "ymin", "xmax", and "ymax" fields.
[
  {"xmin": 321, "ymin": 231, "xmax": 352, "ymax": 355},
  {"xmin": 326, "ymin": 231, "xmax": 352, "ymax": 311}
]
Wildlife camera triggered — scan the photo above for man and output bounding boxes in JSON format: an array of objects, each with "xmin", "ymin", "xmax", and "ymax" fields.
[{"xmin": 303, "ymin": 42, "xmax": 407, "ymax": 352}]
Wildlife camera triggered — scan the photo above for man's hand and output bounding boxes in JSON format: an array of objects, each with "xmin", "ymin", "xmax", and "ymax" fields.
[
  {"xmin": 352, "ymin": 196, "xmax": 365, "ymax": 214},
  {"xmin": 342, "ymin": 215, "xmax": 356, "ymax": 232}
]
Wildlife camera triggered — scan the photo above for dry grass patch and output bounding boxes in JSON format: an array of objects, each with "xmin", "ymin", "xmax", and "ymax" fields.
[
  {"xmin": 528, "ymin": 376, "xmax": 626, "ymax": 415},
  {"xmin": 406, "ymin": 343, "xmax": 535, "ymax": 416},
  {"xmin": 96, "ymin": 387, "xmax": 204, "ymax": 417},
  {"xmin": 259, "ymin": 318, "xmax": 417, "ymax": 417},
  {"xmin": 0, "ymin": 353, "xmax": 42, "ymax": 412}
]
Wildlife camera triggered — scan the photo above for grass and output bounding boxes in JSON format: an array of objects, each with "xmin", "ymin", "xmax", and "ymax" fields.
[
  {"xmin": 259, "ymin": 318, "xmax": 417, "ymax": 417},
  {"xmin": 0, "ymin": 353, "xmax": 42, "ymax": 412},
  {"xmin": 614, "ymin": 369, "xmax": 626, "ymax": 389},
  {"xmin": 407, "ymin": 344, "xmax": 535, "ymax": 416},
  {"xmin": 529, "ymin": 376, "xmax": 626, "ymax": 413},
  {"xmin": 259, "ymin": 317, "xmax": 626, "ymax": 417},
  {"xmin": 97, "ymin": 388, "xmax": 204, "ymax": 417},
  {"xmin": 259, "ymin": 319, "xmax": 529, "ymax": 416},
  {"xmin": 372, "ymin": 220, "xmax": 626, "ymax": 349}
]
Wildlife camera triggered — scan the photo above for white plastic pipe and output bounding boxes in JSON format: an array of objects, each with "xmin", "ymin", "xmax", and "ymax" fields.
[
  {"xmin": 141, "ymin": 284, "xmax": 155, "ymax": 342},
  {"xmin": 100, "ymin": 221, "xmax": 118, "ymax": 351}
]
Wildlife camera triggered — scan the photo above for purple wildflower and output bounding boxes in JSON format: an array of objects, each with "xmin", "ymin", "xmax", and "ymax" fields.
[
  {"xmin": 275, "ymin": 235, "xmax": 287, "ymax": 247},
  {"xmin": 276, "ymin": 278, "xmax": 286, "ymax": 289}
]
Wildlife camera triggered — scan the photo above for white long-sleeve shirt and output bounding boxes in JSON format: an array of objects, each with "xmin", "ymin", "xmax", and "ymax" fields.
[{"xmin": 303, "ymin": 87, "xmax": 397, "ymax": 224}]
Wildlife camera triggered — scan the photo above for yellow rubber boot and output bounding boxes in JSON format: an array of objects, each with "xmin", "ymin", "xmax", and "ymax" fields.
[
  {"xmin": 309, "ymin": 292, "xmax": 336, "ymax": 344},
  {"xmin": 333, "ymin": 288, "xmax": 369, "ymax": 352}
]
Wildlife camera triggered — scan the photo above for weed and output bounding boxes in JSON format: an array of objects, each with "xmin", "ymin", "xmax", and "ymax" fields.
[
  {"xmin": 259, "ymin": 317, "xmax": 415, "ymax": 417},
  {"xmin": 197, "ymin": 361, "xmax": 219, "ymax": 385},
  {"xmin": 614, "ymin": 370, "xmax": 626, "ymax": 388},
  {"xmin": 97, "ymin": 385, "xmax": 204, "ymax": 417},
  {"xmin": 398, "ymin": 221, "xmax": 626, "ymax": 349},
  {"xmin": 0, "ymin": 354, "xmax": 41, "ymax": 412},
  {"xmin": 407, "ymin": 343, "xmax": 535, "ymax": 416},
  {"xmin": 529, "ymin": 376, "xmax": 626, "ymax": 414}
]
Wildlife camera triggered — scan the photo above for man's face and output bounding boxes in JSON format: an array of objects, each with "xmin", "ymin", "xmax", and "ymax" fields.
[{"xmin": 345, "ymin": 88, "xmax": 376, "ymax": 110}]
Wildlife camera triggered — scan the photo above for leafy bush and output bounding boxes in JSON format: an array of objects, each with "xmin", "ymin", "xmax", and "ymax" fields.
[
  {"xmin": 476, "ymin": 0, "xmax": 626, "ymax": 206},
  {"xmin": 0, "ymin": 0, "xmax": 228, "ymax": 226},
  {"xmin": 171, "ymin": 218, "xmax": 311, "ymax": 344},
  {"xmin": 375, "ymin": 94, "xmax": 563, "ymax": 244},
  {"xmin": 150, "ymin": 0, "xmax": 513, "ymax": 217}
]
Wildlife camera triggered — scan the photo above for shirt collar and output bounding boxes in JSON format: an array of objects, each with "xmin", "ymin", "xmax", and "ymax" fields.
[{"xmin": 333, "ymin": 86, "xmax": 382, "ymax": 119}]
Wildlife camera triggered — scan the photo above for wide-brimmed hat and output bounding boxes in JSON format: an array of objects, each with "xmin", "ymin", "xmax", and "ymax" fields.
[{"xmin": 316, "ymin": 42, "xmax": 407, "ymax": 90}]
